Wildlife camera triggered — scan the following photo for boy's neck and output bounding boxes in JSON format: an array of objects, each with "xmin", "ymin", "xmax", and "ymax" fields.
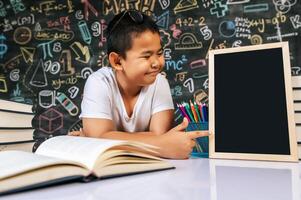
[{"xmin": 115, "ymin": 72, "xmax": 142, "ymax": 97}]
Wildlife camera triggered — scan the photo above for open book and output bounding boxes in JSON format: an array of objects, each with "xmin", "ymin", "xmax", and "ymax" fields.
[{"xmin": 0, "ymin": 136, "xmax": 174, "ymax": 195}]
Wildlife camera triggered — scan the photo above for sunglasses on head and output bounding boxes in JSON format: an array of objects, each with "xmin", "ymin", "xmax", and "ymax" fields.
[{"xmin": 109, "ymin": 10, "xmax": 144, "ymax": 35}]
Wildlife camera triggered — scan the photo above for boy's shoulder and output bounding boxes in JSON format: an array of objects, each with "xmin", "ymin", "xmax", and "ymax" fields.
[
  {"xmin": 85, "ymin": 67, "xmax": 116, "ymax": 90},
  {"xmin": 88, "ymin": 67, "xmax": 114, "ymax": 82},
  {"xmin": 156, "ymin": 73, "xmax": 169, "ymax": 84},
  {"xmin": 91, "ymin": 67, "xmax": 113, "ymax": 77}
]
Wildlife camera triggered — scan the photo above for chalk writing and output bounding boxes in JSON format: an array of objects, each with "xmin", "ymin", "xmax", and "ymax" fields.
[{"xmin": 0, "ymin": 0, "xmax": 299, "ymax": 148}]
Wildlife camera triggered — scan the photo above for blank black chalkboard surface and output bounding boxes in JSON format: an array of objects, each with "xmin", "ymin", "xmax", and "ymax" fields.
[{"xmin": 209, "ymin": 42, "xmax": 298, "ymax": 162}]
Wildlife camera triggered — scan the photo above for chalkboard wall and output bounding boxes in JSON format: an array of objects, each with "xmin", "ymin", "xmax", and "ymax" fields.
[{"xmin": 0, "ymin": 0, "xmax": 300, "ymax": 148}]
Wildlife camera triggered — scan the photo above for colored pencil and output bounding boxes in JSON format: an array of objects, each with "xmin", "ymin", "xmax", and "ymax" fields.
[
  {"xmin": 204, "ymin": 104, "xmax": 208, "ymax": 122},
  {"xmin": 202, "ymin": 103, "xmax": 208, "ymax": 122},
  {"xmin": 177, "ymin": 103, "xmax": 191, "ymax": 122},
  {"xmin": 193, "ymin": 101, "xmax": 202, "ymax": 122},
  {"xmin": 190, "ymin": 100, "xmax": 199, "ymax": 122},
  {"xmin": 198, "ymin": 103, "xmax": 203, "ymax": 122},
  {"xmin": 183, "ymin": 102, "xmax": 195, "ymax": 122}
]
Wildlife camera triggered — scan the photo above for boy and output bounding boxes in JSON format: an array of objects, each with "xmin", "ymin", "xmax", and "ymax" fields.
[{"xmin": 78, "ymin": 10, "xmax": 209, "ymax": 159}]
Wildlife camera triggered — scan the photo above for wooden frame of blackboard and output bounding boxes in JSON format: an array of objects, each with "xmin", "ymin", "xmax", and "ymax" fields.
[{"xmin": 208, "ymin": 42, "xmax": 298, "ymax": 162}]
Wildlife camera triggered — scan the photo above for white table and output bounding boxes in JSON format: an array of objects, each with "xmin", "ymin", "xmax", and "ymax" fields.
[{"xmin": 2, "ymin": 158, "xmax": 301, "ymax": 200}]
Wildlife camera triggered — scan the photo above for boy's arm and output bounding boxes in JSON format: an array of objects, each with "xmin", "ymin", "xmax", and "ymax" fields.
[
  {"xmin": 82, "ymin": 109, "xmax": 174, "ymax": 138},
  {"xmin": 149, "ymin": 109, "xmax": 174, "ymax": 135},
  {"xmin": 82, "ymin": 117, "xmax": 209, "ymax": 159}
]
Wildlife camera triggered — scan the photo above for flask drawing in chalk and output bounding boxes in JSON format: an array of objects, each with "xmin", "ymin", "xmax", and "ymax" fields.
[{"xmin": 56, "ymin": 92, "xmax": 79, "ymax": 116}]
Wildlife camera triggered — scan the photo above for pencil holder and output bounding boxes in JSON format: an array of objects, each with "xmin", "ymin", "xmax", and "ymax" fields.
[{"xmin": 185, "ymin": 122, "xmax": 209, "ymax": 158}]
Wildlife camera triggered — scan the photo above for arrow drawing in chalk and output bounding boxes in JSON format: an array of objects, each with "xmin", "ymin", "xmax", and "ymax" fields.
[{"xmin": 21, "ymin": 47, "xmax": 35, "ymax": 64}]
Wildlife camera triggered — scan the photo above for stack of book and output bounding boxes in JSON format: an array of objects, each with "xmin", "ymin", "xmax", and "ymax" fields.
[
  {"xmin": 0, "ymin": 99, "xmax": 34, "ymax": 152},
  {"xmin": 291, "ymin": 77, "xmax": 301, "ymax": 160}
]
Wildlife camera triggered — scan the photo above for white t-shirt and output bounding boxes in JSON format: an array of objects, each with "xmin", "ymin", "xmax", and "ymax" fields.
[{"xmin": 80, "ymin": 67, "xmax": 174, "ymax": 132}]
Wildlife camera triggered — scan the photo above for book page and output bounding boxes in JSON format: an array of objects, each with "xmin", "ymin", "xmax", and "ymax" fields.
[
  {"xmin": 35, "ymin": 136, "xmax": 133, "ymax": 170},
  {"xmin": 0, "ymin": 99, "xmax": 33, "ymax": 113},
  {"xmin": 0, "ymin": 151, "xmax": 69, "ymax": 180},
  {"xmin": 0, "ymin": 111, "xmax": 34, "ymax": 128}
]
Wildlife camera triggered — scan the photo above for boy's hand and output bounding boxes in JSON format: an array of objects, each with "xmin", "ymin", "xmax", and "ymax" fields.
[
  {"xmin": 68, "ymin": 129, "xmax": 85, "ymax": 137},
  {"xmin": 158, "ymin": 118, "xmax": 209, "ymax": 159}
]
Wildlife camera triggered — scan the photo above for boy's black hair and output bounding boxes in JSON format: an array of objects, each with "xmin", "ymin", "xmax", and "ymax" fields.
[{"xmin": 106, "ymin": 10, "xmax": 159, "ymax": 59}]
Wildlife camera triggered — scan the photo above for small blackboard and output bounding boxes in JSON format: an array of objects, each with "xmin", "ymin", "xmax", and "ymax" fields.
[{"xmin": 208, "ymin": 42, "xmax": 298, "ymax": 162}]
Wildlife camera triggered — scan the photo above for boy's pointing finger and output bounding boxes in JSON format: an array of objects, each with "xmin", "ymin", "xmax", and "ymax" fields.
[{"xmin": 188, "ymin": 131, "xmax": 210, "ymax": 139}]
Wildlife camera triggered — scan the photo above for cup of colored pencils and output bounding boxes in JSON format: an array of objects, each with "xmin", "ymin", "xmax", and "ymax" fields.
[{"xmin": 177, "ymin": 100, "xmax": 209, "ymax": 158}]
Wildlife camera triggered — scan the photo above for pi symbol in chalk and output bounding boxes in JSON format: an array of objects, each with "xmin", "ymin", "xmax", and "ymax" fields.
[{"xmin": 0, "ymin": 34, "xmax": 8, "ymax": 59}]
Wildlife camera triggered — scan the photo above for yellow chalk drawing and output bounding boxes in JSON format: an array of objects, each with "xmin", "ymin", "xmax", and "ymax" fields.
[
  {"xmin": 59, "ymin": 50, "xmax": 75, "ymax": 76},
  {"xmin": 70, "ymin": 42, "xmax": 91, "ymax": 64},
  {"xmin": 20, "ymin": 47, "xmax": 35, "ymax": 64},
  {"xmin": 174, "ymin": 32, "xmax": 202, "ymax": 50},
  {"xmin": 3, "ymin": 55, "xmax": 22, "ymax": 70},
  {"xmin": 0, "ymin": 75, "xmax": 8, "ymax": 93},
  {"xmin": 13, "ymin": 26, "xmax": 32, "ymax": 45},
  {"xmin": 174, "ymin": 0, "xmax": 198, "ymax": 14}
]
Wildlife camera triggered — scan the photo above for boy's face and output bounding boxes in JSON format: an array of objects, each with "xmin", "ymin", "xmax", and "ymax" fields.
[{"xmin": 119, "ymin": 30, "xmax": 164, "ymax": 86}]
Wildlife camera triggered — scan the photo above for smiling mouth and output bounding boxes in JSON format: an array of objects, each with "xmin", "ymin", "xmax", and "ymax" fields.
[{"xmin": 146, "ymin": 70, "xmax": 160, "ymax": 75}]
